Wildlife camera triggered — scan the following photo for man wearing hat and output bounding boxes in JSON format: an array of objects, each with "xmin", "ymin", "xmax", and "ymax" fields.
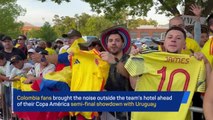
[
  {"xmin": 9, "ymin": 55, "xmax": 33, "ymax": 80},
  {"xmin": 0, "ymin": 52, "xmax": 14, "ymax": 118},
  {"xmin": 0, "ymin": 36, "xmax": 26, "ymax": 61},
  {"xmin": 31, "ymin": 29, "xmax": 85, "ymax": 65},
  {"xmin": 100, "ymin": 26, "xmax": 132, "ymax": 120},
  {"xmin": 59, "ymin": 29, "xmax": 85, "ymax": 54},
  {"xmin": 78, "ymin": 37, "xmax": 104, "ymax": 51},
  {"xmin": 27, "ymin": 48, "xmax": 36, "ymax": 65},
  {"xmin": 4, "ymin": 55, "xmax": 32, "ymax": 118},
  {"xmin": 24, "ymin": 49, "xmax": 55, "ymax": 84},
  {"xmin": 55, "ymin": 39, "xmax": 63, "ymax": 53}
]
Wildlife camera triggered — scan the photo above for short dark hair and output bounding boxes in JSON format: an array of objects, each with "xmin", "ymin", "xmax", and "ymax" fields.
[
  {"xmin": 201, "ymin": 25, "xmax": 209, "ymax": 34},
  {"xmin": 0, "ymin": 52, "xmax": 5, "ymax": 60},
  {"xmin": 46, "ymin": 41, "xmax": 52, "ymax": 48},
  {"xmin": 108, "ymin": 30, "xmax": 124, "ymax": 42},
  {"xmin": 165, "ymin": 26, "xmax": 186, "ymax": 39}
]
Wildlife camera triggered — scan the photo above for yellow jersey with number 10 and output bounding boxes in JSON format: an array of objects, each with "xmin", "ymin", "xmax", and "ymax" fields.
[{"xmin": 125, "ymin": 52, "xmax": 206, "ymax": 120}]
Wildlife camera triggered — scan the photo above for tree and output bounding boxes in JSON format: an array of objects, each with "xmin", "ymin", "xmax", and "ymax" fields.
[
  {"xmin": 128, "ymin": 18, "xmax": 158, "ymax": 29},
  {"xmin": 74, "ymin": 13, "xmax": 91, "ymax": 32},
  {"xmin": 27, "ymin": 29, "xmax": 41, "ymax": 38},
  {"xmin": 84, "ymin": 15, "xmax": 113, "ymax": 36},
  {"xmin": 86, "ymin": 0, "xmax": 213, "ymax": 17},
  {"xmin": 0, "ymin": 0, "xmax": 26, "ymax": 38},
  {"xmin": 41, "ymin": 0, "xmax": 213, "ymax": 17},
  {"xmin": 52, "ymin": 15, "xmax": 76, "ymax": 37},
  {"xmin": 52, "ymin": 13, "xmax": 113, "ymax": 37},
  {"xmin": 29, "ymin": 22, "xmax": 57, "ymax": 42},
  {"xmin": 52, "ymin": 13, "xmax": 157, "ymax": 36},
  {"xmin": 39, "ymin": 22, "xmax": 57, "ymax": 42}
]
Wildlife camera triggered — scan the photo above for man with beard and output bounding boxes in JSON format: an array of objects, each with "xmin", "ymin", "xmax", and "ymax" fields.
[{"xmin": 100, "ymin": 26, "xmax": 132, "ymax": 120}]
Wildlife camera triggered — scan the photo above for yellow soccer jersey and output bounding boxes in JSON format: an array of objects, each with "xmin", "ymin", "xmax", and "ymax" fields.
[
  {"xmin": 60, "ymin": 38, "xmax": 85, "ymax": 54},
  {"xmin": 70, "ymin": 49, "xmax": 110, "ymax": 119},
  {"xmin": 158, "ymin": 37, "xmax": 200, "ymax": 55},
  {"xmin": 201, "ymin": 38, "xmax": 213, "ymax": 67},
  {"xmin": 67, "ymin": 38, "xmax": 85, "ymax": 53},
  {"xmin": 70, "ymin": 49, "xmax": 110, "ymax": 91},
  {"xmin": 181, "ymin": 37, "xmax": 200, "ymax": 54},
  {"xmin": 45, "ymin": 48, "xmax": 56, "ymax": 55},
  {"xmin": 125, "ymin": 52, "xmax": 206, "ymax": 120},
  {"xmin": 13, "ymin": 77, "xmax": 34, "ymax": 91}
]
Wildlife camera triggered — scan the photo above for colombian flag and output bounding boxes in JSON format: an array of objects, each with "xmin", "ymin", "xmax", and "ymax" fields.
[
  {"xmin": 14, "ymin": 39, "xmax": 110, "ymax": 120},
  {"xmin": 14, "ymin": 64, "xmax": 71, "ymax": 120},
  {"xmin": 14, "ymin": 38, "xmax": 85, "ymax": 120}
]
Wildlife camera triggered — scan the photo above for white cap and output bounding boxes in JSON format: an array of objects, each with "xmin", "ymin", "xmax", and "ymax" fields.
[{"xmin": 28, "ymin": 48, "xmax": 35, "ymax": 53}]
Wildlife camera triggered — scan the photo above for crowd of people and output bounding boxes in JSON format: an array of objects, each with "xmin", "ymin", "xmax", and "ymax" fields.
[{"xmin": 0, "ymin": 4, "xmax": 213, "ymax": 120}]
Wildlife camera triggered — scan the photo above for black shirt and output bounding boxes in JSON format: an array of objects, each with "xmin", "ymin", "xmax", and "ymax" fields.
[
  {"xmin": 18, "ymin": 45, "xmax": 28, "ymax": 57},
  {"xmin": 0, "ymin": 47, "xmax": 27, "ymax": 60},
  {"xmin": 104, "ymin": 54, "xmax": 133, "ymax": 91}
]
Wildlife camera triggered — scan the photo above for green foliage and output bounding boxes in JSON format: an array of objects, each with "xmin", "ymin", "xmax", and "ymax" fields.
[
  {"xmin": 83, "ymin": 0, "xmax": 213, "ymax": 17},
  {"xmin": 52, "ymin": 15, "xmax": 77, "ymax": 37},
  {"xmin": 128, "ymin": 18, "xmax": 158, "ymax": 29},
  {"xmin": 52, "ymin": 13, "xmax": 157, "ymax": 36},
  {"xmin": 0, "ymin": 0, "xmax": 26, "ymax": 38},
  {"xmin": 28, "ymin": 22, "xmax": 57, "ymax": 42},
  {"xmin": 74, "ymin": 13, "xmax": 91, "ymax": 32},
  {"xmin": 52, "ymin": 13, "xmax": 113, "ymax": 37},
  {"xmin": 83, "ymin": 0, "xmax": 153, "ymax": 16},
  {"xmin": 28, "ymin": 29, "xmax": 41, "ymax": 39},
  {"xmin": 84, "ymin": 15, "xmax": 113, "ymax": 36},
  {"xmin": 41, "ymin": 0, "xmax": 213, "ymax": 17}
]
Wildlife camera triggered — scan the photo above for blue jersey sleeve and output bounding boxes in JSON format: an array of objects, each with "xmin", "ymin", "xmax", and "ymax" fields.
[{"xmin": 58, "ymin": 52, "xmax": 70, "ymax": 66}]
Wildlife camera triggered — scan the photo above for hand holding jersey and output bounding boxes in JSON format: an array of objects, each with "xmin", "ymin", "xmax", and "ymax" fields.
[
  {"xmin": 100, "ymin": 51, "xmax": 117, "ymax": 64},
  {"xmin": 124, "ymin": 27, "xmax": 209, "ymax": 120}
]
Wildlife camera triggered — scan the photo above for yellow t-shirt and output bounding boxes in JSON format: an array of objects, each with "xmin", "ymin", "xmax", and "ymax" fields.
[
  {"xmin": 182, "ymin": 37, "xmax": 200, "ymax": 54},
  {"xmin": 59, "ymin": 38, "xmax": 85, "ymax": 54},
  {"xmin": 125, "ymin": 52, "xmax": 206, "ymax": 120},
  {"xmin": 13, "ymin": 77, "xmax": 34, "ymax": 91},
  {"xmin": 70, "ymin": 49, "xmax": 110, "ymax": 119},
  {"xmin": 201, "ymin": 38, "xmax": 213, "ymax": 67},
  {"xmin": 159, "ymin": 38, "xmax": 200, "ymax": 55},
  {"xmin": 45, "ymin": 48, "xmax": 56, "ymax": 55}
]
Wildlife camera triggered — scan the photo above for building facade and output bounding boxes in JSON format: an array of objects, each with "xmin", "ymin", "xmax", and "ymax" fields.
[
  {"xmin": 21, "ymin": 22, "xmax": 40, "ymax": 36},
  {"xmin": 129, "ymin": 25, "xmax": 168, "ymax": 40}
]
